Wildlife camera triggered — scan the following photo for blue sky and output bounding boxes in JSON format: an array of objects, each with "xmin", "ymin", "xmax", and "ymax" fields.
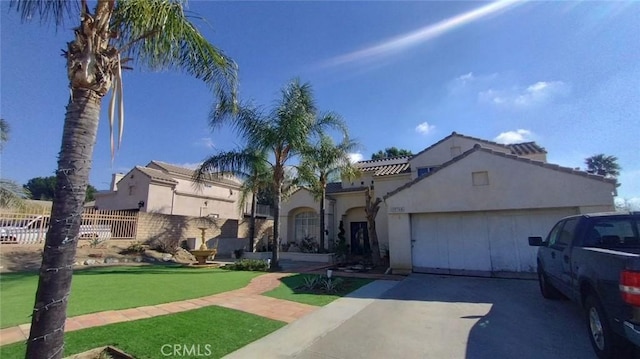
[{"xmin": 1, "ymin": 1, "xmax": 638, "ymax": 206}]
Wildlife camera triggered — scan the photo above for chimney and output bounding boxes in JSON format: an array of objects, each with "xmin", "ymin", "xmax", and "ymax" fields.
[{"xmin": 111, "ymin": 173, "xmax": 124, "ymax": 191}]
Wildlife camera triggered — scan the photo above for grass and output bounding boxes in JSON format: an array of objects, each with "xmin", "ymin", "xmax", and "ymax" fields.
[
  {"xmin": 0, "ymin": 265, "xmax": 263, "ymax": 328},
  {"xmin": 0, "ymin": 305, "xmax": 285, "ymax": 358},
  {"xmin": 263, "ymin": 274, "xmax": 374, "ymax": 306}
]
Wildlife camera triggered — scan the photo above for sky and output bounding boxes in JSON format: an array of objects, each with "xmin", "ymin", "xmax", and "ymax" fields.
[{"xmin": 1, "ymin": 1, "xmax": 638, "ymax": 207}]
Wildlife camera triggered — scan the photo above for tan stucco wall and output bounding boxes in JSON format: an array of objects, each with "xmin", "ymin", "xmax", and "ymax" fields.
[
  {"xmin": 409, "ymin": 135, "xmax": 510, "ymax": 180},
  {"xmin": 95, "ymin": 169, "xmax": 152, "ymax": 211},
  {"xmin": 387, "ymin": 213, "xmax": 412, "ymax": 274},
  {"xmin": 96, "ymin": 168, "xmax": 244, "ymax": 219},
  {"xmin": 388, "ymin": 150, "xmax": 615, "ymax": 213},
  {"xmin": 146, "ymin": 183, "xmax": 175, "ymax": 214},
  {"xmin": 342, "ymin": 172, "xmax": 374, "ymax": 190}
]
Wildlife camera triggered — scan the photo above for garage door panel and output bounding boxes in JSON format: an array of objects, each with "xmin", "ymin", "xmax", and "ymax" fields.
[{"xmin": 411, "ymin": 208, "xmax": 578, "ymax": 275}]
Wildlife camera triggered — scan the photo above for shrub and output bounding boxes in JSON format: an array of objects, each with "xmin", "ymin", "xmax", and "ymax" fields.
[
  {"xmin": 299, "ymin": 236, "xmax": 319, "ymax": 253},
  {"xmin": 121, "ymin": 242, "xmax": 146, "ymax": 255},
  {"xmin": 301, "ymin": 275, "xmax": 321, "ymax": 291},
  {"xmin": 233, "ymin": 248, "xmax": 244, "ymax": 259},
  {"xmin": 223, "ymin": 259, "xmax": 269, "ymax": 272}
]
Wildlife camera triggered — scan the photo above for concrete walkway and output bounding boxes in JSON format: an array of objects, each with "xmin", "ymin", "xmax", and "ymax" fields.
[{"xmin": 0, "ymin": 266, "xmax": 402, "ymax": 347}]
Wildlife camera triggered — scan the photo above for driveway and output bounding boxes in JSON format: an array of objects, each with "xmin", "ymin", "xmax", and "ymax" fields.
[{"xmin": 226, "ymin": 274, "xmax": 596, "ymax": 359}]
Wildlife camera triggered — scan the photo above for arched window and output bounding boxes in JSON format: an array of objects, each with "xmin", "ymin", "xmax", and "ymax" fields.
[{"xmin": 295, "ymin": 211, "xmax": 319, "ymax": 242}]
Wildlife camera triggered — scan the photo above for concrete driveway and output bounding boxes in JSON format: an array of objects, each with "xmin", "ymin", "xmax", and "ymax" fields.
[{"xmin": 226, "ymin": 274, "xmax": 596, "ymax": 359}]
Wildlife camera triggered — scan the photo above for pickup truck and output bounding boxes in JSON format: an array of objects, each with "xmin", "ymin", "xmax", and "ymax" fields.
[
  {"xmin": 529, "ymin": 212, "xmax": 640, "ymax": 359},
  {"xmin": 0, "ymin": 215, "xmax": 112, "ymax": 244}
]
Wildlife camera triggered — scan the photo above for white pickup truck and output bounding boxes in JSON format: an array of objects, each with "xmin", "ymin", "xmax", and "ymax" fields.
[{"xmin": 0, "ymin": 215, "xmax": 112, "ymax": 244}]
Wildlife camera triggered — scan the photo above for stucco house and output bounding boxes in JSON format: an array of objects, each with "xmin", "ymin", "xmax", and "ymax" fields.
[
  {"xmin": 95, "ymin": 161, "xmax": 246, "ymax": 219},
  {"xmin": 280, "ymin": 132, "xmax": 616, "ymax": 275}
]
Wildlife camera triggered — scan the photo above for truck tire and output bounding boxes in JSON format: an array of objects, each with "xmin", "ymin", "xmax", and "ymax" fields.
[
  {"xmin": 584, "ymin": 295, "xmax": 630, "ymax": 359},
  {"xmin": 537, "ymin": 264, "xmax": 562, "ymax": 299}
]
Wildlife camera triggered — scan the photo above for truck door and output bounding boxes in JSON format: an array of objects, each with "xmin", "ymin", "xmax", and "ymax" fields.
[
  {"xmin": 544, "ymin": 219, "xmax": 568, "ymax": 291},
  {"xmin": 545, "ymin": 218, "xmax": 578, "ymax": 295},
  {"xmin": 558, "ymin": 218, "xmax": 580, "ymax": 293}
]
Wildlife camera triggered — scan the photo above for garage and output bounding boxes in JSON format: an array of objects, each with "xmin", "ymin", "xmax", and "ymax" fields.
[{"xmin": 410, "ymin": 208, "xmax": 577, "ymax": 275}]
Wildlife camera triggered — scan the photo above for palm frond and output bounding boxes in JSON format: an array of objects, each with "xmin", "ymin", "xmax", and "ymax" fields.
[
  {"xmin": 112, "ymin": 0, "xmax": 237, "ymax": 96},
  {"xmin": 0, "ymin": 179, "xmax": 30, "ymax": 208},
  {"xmin": 10, "ymin": 0, "xmax": 80, "ymax": 27}
]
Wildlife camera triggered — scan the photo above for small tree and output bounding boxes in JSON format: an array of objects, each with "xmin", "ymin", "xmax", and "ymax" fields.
[
  {"xmin": 371, "ymin": 147, "xmax": 413, "ymax": 160},
  {"xmin": 298, "ymin": 134, "xmax": 359, "ymax": 252},
  {"xmin": 365, "ymin": 187, "xmax": 383, "ymax": 266}
]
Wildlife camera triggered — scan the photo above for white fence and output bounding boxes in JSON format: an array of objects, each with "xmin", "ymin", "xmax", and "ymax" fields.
[{"xmin": 0, "ymin": 208, "xmax": 138, "ymax": 244}]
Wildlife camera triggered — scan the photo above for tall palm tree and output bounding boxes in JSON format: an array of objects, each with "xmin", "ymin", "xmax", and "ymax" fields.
[
  {"xmin": 11, "ymin": 1, "xmax": 237, "ymax": 357},
  {"xmin": 194, "ymin": 147, "xmax": 271, "ymax": 252},
  {"xmin": 207, "ymin": 79, "xmax": 347, "ymax": 269},
  {"xmin": 298, "ymin": 134, "xmax": 360, "ymax": 252}
]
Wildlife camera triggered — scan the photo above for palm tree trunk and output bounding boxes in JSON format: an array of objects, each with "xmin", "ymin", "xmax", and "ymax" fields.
[
  {"xmin": 270, "ymin": 179, "xmax": 282, "ymax": 271},
  {"xmin": 249, "ymin": 191, "xmax": 257, "ymax": 252},
  {"xmin": 319, "ymin": 188, "xmax": 326, "ymax": 252},
  {"xmin": 26, "ymin": 89, "xmax": 101, "ymax": 359}
]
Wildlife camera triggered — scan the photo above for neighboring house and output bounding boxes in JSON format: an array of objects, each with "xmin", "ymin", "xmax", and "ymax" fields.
[
  {"xmin": 280, "ymin": 132, "xmax": 616, "ymax": 275},
  {"xmin": 95, "ymin": 161, "xmax": 246, "ymax": 219}
]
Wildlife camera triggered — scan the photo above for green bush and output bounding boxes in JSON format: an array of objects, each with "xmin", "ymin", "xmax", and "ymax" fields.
[
  {"xmin": 223, "ymin": 259, "xmax": 269, "ymax": 272},
  {"xmin": 120, "ymin": 242, "xmax": 145, "ymax": 255}
]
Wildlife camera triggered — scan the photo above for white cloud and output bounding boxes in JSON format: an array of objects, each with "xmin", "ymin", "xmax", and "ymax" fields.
[
  {"xmin": 348, "ymin": 152, "xmax": 364, "ymax": 163},
  {"xmin": 195, "ymin": 137, "xmax": 215, "ymax": 149},
  {"xmin": 493, "ymin": 129, "xmax": 534, "ymax": 144},
  {"xmin": 415, "ymin": 122, "xmax": 436, "ymax": 135},
  {"xmin": 479, "ymin": 81, "xmax": 569, "ymax": 108}
]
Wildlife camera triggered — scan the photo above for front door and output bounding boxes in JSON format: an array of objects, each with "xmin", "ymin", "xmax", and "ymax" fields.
[{"xmin": 350, "ymin": 222, "xmax": 370, "ymax": 255}]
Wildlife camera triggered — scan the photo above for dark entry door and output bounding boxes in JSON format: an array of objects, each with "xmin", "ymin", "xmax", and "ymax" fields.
[{"xmin": 350, "ymin": 222, "xmax": 370, "ymax": 255}]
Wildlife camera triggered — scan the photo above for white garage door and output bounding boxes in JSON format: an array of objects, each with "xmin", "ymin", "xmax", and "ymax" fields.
[{"xmin": 410, "ymin": 208, "xmax": 577, "ymax": 275}]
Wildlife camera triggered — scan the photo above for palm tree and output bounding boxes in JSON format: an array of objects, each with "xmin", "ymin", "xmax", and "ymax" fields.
[
  {"xmin": 0, "ymin": 119, "xmax": 30, "ymax": 208},
  {"xmin": 585, "ymin": 154, "xmax": 621, "ymax": 178},
  {"xmin": 11, "ymin": 1, "xmax": 237, "ymax": 357},
  {"xmin": 298, "ymin": 134, "xmax": 360, "ymax": 252},
  {"xmin": 207, "ymin": 79, "xmax": 346, "ymax": 269},
  {"xmin": 194, "ymin": 147, "xmax": 271, "ymax": 252}
]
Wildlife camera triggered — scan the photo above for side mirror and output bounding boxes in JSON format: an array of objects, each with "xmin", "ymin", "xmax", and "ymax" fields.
[{"xmin": 528, "ymin": 236, "xmax": 544, "ymax": 247}]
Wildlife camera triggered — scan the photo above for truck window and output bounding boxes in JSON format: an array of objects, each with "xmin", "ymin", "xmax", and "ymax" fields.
[
  {"xmin": 590, "ymin": 218, "xmax": 639, "ymax": 247},
  {"xmin": 547, "ymin": 220, "xmax": 565, "ymax": 247},
  {"xmin": 557, "ymin": 218, "xmax": 579, "ymax": 246}
]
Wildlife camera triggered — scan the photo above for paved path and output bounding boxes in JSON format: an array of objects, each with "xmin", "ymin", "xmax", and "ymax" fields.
[{"xmin": 0, "ymin": 271, "xmax": 317, "ymax": 346}]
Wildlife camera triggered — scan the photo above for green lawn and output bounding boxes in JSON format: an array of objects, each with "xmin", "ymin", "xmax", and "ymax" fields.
[
  {"xmin": 0, "ymin": 305, "xmax": 285, "ymax": 358},
  {"xmin": 263, "ymin": 274, "xmax": 373, "ymax": 306},
  {"xmin": 0, "ymin": 265, "xmax": 262, "ymax": 328}
]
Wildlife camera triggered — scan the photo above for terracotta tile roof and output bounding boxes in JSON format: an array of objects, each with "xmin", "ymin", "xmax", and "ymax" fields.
[
  {"xmin": 326, "ymin": 182, "xmax": 367, "ymax": 194},
  {"xmin": 135, "ymin": 166, "xmax": 178, "ymax": 185},
  {"xmin": 385, "ymin": 144, "xmax": 616, "ymax": 200},
  {"xmin": 147, "ymin": 161, "xmax": 241, "ymax": 186},
  {"xmin": 356, "ymin": 156, "xmax": 411, "ymax": 176},
  {"xmin": 507, "ymin": 142, "xmax": 547, "ymax": 155}
]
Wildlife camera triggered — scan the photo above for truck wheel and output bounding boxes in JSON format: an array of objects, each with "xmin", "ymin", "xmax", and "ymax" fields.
[
  {"xmin": 584, "ymin": 295, "xmax": 629, "ymax": 359},
  {"xmin": 537, "ymin": 265, "xmax": 561, "ymax": 299}
]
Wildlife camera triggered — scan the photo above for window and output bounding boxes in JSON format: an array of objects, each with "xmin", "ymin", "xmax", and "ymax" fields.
[
  {"xmin": 547, "ymin": 220, "xmax": 564, "ymax": 246},
  {"xmin": 548, "ymin": 218, "xmax": 578, "ymax": 248},
  {"xmin": 589, "ymin": 218, "xmax": 640, "ymax": 247},
  {"xmin": 417, "ymin": 167, "xmax": 435, "ymax": 177},
  {"xmin": 295, "ymin": 211, "xmax": 319, "ymax": 242},
  {"xmin": 472, "ymin": 171, "xmax": 489, "ymax": 186}
]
